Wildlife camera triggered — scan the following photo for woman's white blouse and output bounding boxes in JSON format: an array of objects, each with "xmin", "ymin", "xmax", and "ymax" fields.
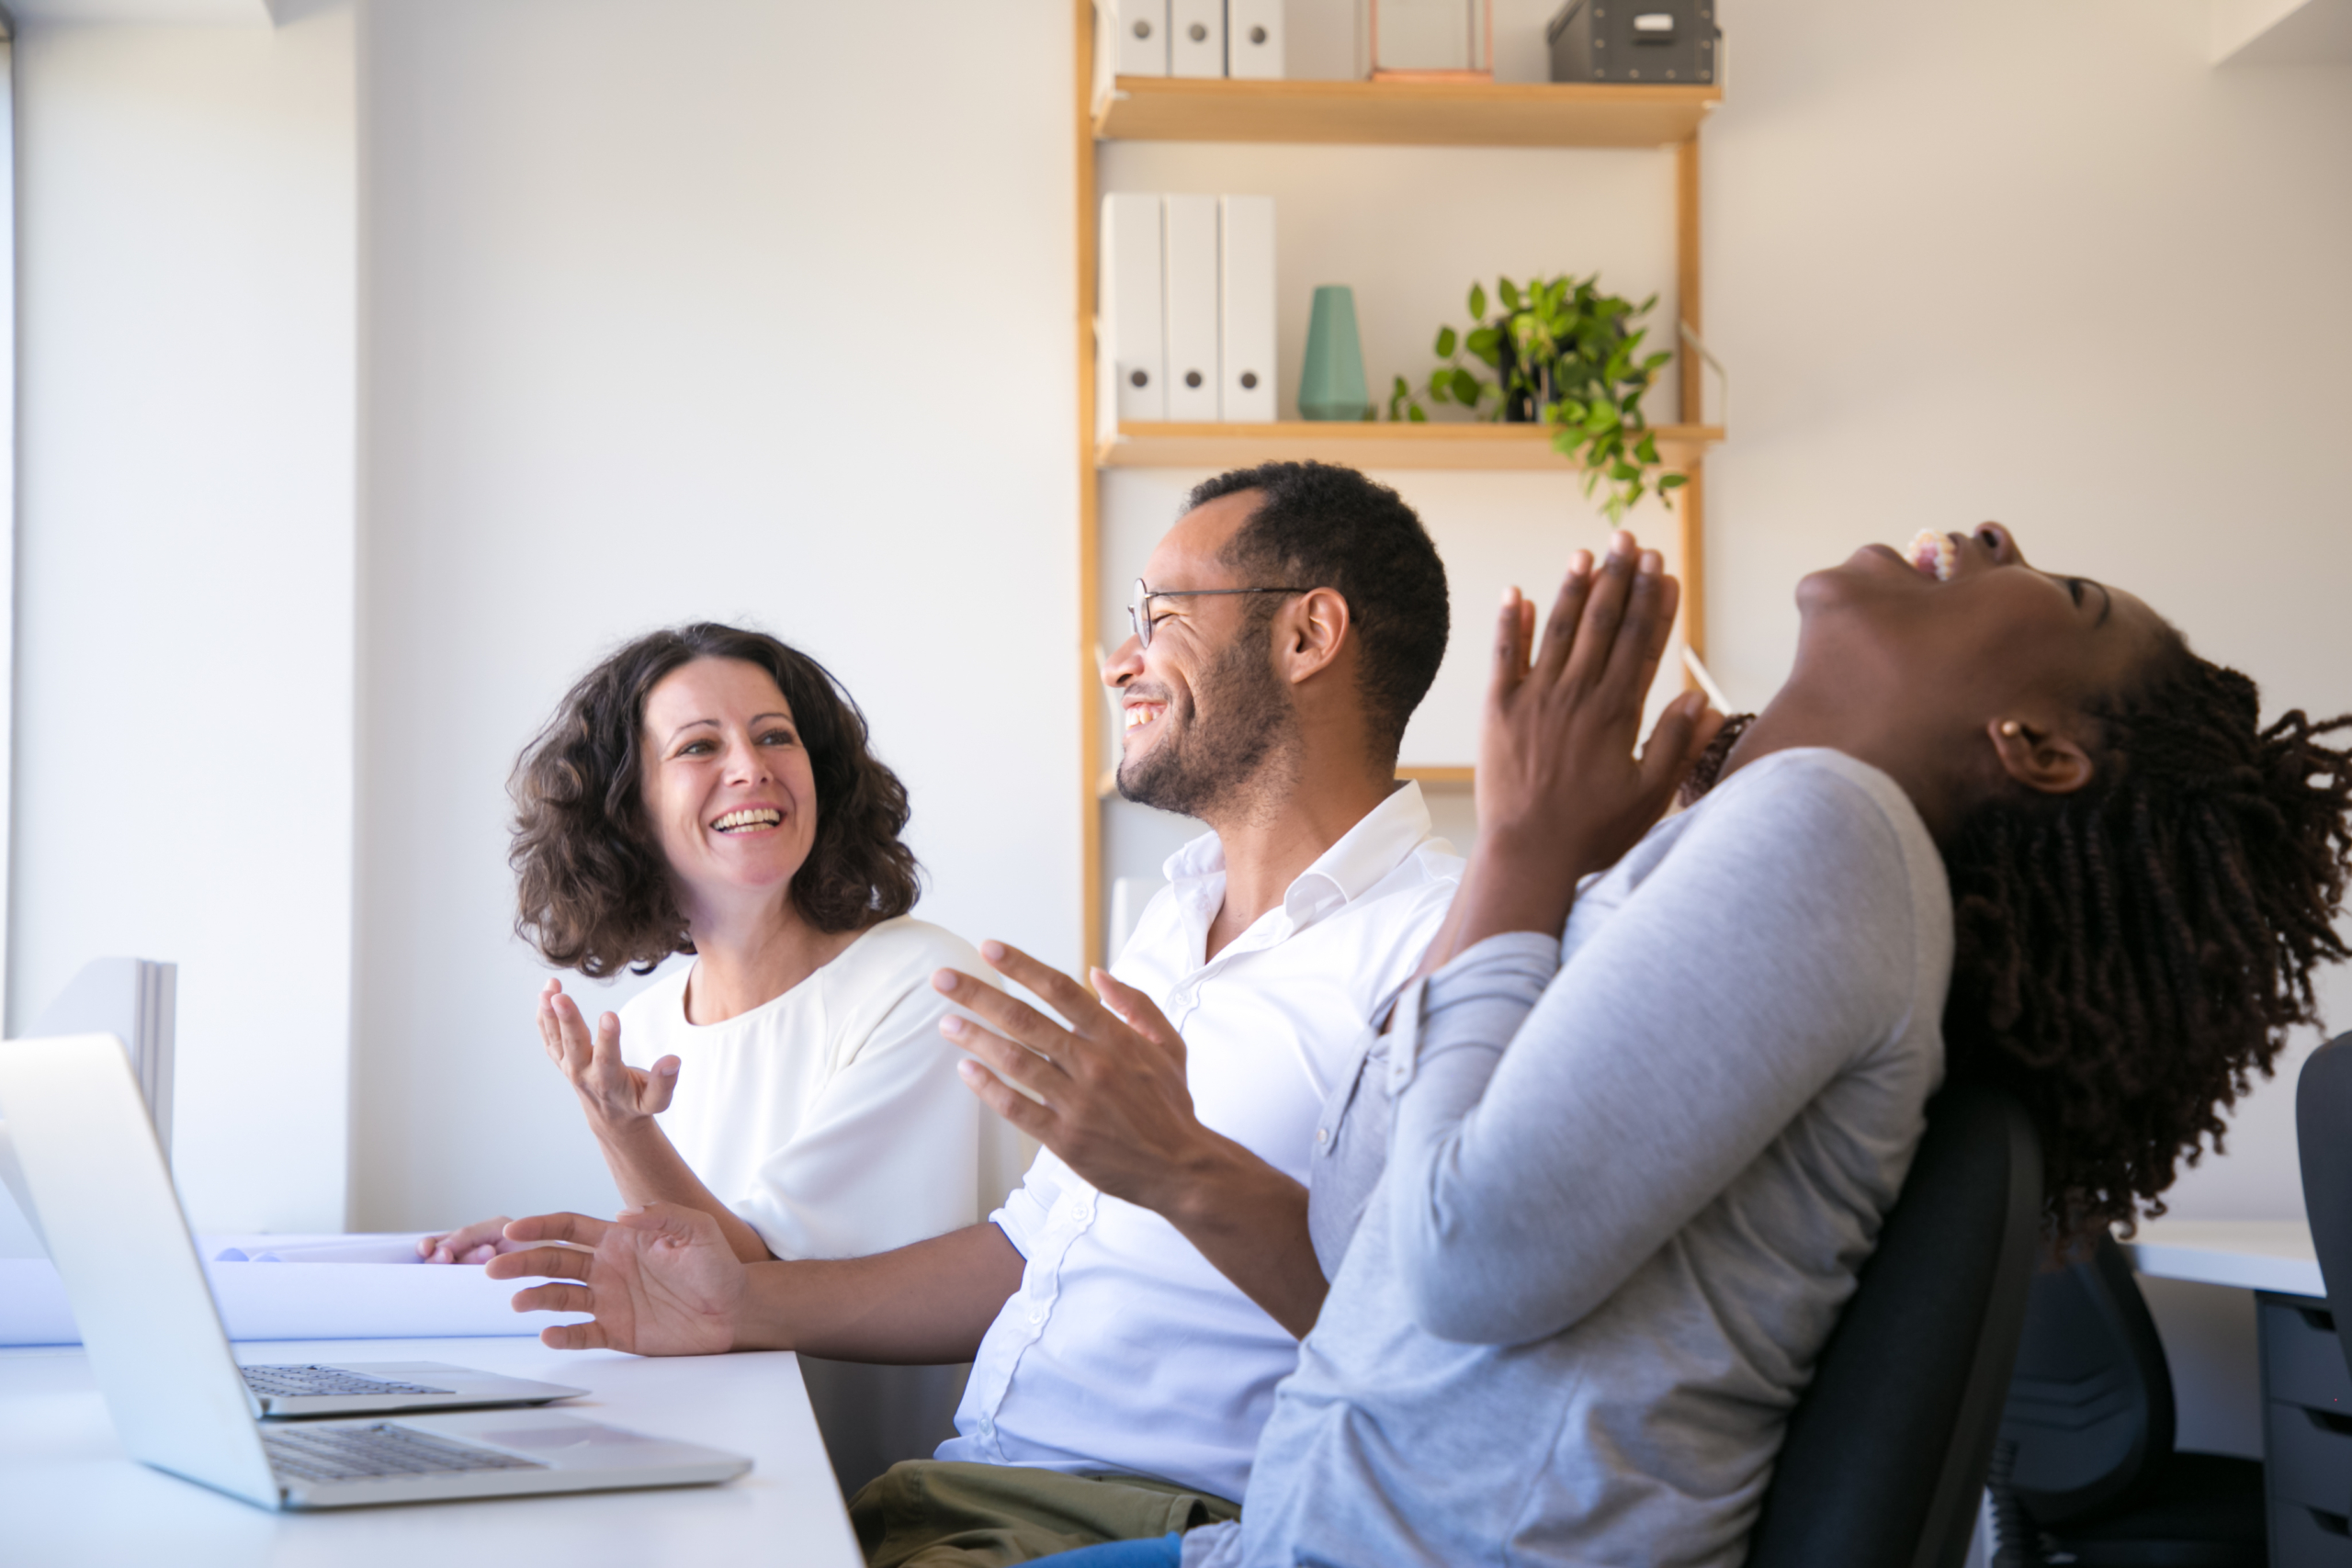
[{"xmin": 616, "ymin": 916, "xmax": 1030, "ymax": 1261}]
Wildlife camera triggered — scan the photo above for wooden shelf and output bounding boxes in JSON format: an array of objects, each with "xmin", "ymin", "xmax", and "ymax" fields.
[
  {"xmin": 1098, "ymin": 420, "xmax": 1723, "ymax": 472},
  {"xmin": 1099, "ymin": 763, "xmax": 1472, "ymax": 800},
  {"xmin": 1094, "ymin": 76, "xmax": 1718, "ymax": 150}
]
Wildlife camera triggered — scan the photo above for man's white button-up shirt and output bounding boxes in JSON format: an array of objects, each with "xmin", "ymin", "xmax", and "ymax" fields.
[{"xmin": 935, "ymin": 784, "xmax": 1463, "ymax": 1503}]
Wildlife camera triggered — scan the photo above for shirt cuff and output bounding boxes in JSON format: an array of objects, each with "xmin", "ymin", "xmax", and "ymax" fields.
[{"xmin": 1387, "ymin": 932, "xmax": 1562, "ymax": 1096}]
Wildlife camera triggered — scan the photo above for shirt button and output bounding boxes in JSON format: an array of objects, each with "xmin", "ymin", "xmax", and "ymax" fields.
[
  {"xmin": 1029, "ymin": 1303, "xmax": 1048, "ymax": 1325},
  {"xmin": 1315, "ymin": 1127, "xmax": 1329, "ymax": 1145}
]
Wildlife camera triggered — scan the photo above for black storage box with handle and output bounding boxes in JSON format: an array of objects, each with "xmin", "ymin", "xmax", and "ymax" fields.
[{"xmin": 1546, "ymin": 0, "xmax": 1719, "ymax": 85}]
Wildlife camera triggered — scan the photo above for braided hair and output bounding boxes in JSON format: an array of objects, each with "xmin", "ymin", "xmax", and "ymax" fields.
[{"xmin": 1685, "ymin": 634, "xmax": 2352, "ymax": 1234}]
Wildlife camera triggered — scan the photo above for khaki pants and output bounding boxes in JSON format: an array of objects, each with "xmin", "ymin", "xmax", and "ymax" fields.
[{"xmin": 850, "ymin": 1460, "xmax": 1240, "ymax": 1568}]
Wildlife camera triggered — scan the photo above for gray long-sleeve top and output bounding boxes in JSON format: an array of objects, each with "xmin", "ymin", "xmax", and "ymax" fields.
[{"xmin": 1185, "ymin": 748, "xmax": 1952, "ymax": 1567}]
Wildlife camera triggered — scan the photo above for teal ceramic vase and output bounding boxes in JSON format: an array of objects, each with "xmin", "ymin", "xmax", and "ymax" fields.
[{"xmin": 1297, "ymin": 285, "xmax": 1371, "ymax": 422}]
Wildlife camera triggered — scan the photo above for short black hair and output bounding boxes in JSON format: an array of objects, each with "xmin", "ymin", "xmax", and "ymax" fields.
[{"xmin": 1186, "ymin": 461, "xmax": 1449, "ymax": 764}]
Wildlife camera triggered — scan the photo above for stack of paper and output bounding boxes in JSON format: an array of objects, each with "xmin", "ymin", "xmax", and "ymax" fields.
[{"xmin": 0, "ymin": 1233, "xmax": 587, "ymax": 1347}]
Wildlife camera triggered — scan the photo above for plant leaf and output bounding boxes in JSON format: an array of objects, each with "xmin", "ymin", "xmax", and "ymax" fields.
[
  {"xmin": 1468, "ymin": 283, "xmax": 1487, "ymax": 320},
  {"xmin": 1434, "ymin": 326, "xmax": 1457, "ymax": 359},
  {"xmin": 1451, "ymin": 367, "xmax": 1483, "ymax": 405},
  {"xmin": 1408, "ymin": 404, "xmax": 1427, "ymax": 423},
  {"xmin": 1498, "ymin": 276, "xmax": 1521, "ymax": 312}
]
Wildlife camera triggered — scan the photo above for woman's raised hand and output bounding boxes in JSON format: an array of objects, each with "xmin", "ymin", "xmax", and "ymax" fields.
[
  {"xmin": 1433, "ymin": 530, "xmax": 1724, "ymax": 963},
  {"xmin": 539, "ymin": 978, "xmax": 679, "ymax": 1133}
]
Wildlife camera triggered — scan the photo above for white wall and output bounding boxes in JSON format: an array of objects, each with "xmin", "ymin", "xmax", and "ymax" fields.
[
  {"xmin": 346, "ymin": 0, "xmax": 1075, "ymax": 1230},
  {"xmin": 9, "ymin": 6, "xmax": 357, "ymax": 1232}
]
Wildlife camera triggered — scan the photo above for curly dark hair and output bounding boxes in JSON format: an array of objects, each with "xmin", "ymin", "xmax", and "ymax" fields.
[
  {"xmin": 1686, "ymin": 639, "xmax": 2352, "ymax": 1234},
  {"xmin": 510, "ymin": 623, "xmax": 920, "ymax": 977},
  {"xmin": 1187, "ymin": 461, "xmax": 1450, "ymax": 765}
]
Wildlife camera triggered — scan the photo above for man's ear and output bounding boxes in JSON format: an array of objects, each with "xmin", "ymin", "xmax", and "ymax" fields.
[
  {"xmin": 1988, "ymin": 716, "xmax": 2096, "ymax": 796},
  {"xmin": 1275, "ymin": 587, "xmax": 1350, "ymax": 685}
]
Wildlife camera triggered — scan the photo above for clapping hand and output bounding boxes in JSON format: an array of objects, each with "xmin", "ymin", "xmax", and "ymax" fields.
[
  {"xmin": 1425, "ymin": 530, "xmax": 1724, "ymax": 968},
  {"xmin": 484, "ymin": 1204, "xmax": 743, "ymax": 1356},
  {"xmin": 934, "ymin": 942, "xmax": 1210, "ymax": 1217}
]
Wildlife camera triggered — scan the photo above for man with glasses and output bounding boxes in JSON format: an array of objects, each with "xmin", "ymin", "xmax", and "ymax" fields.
[{"xmin": 492, "ymin": 461, "xmax": 1463, "ymax": 1566}]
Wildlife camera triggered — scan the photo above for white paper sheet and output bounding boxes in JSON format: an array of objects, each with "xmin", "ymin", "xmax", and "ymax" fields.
[{"xmin": 0, "ymin": 1232, "xmax": 589, "ymax": 1346}]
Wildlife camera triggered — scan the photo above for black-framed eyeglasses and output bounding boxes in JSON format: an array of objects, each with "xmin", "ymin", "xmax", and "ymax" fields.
[{"xmin": 1128, "ymin": 578, "xmax": 1311, "ymax": 651}]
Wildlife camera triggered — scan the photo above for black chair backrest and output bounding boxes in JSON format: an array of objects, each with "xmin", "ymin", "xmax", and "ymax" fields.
[
  {"xmin": 2296, "ymin": 1033, "xmax": 2352, "ymax": 1387},
  {"xmin": 1995, "ymin": 1234, "xmax": 2175, "ymax": 1527},
  {"xmin": 1747, "ymin": 1081, "xmax": 2044, "ymax": 1568}
]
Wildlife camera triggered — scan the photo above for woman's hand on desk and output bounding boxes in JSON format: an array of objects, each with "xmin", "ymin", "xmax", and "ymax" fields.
[
  {"xmin": 486, "ymin": 1204, "xmax": 742, "ymax": 1355},
  {"xmin": 539, "ymin": 978, "xmax": 678, "ymax": 1133},
  {"xmin": 416, "ymin": 1216, "xmax": 532, "ymax": 1264}
]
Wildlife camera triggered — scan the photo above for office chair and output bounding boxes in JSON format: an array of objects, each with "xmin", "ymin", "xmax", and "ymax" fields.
[
  {"xmin": 1746, "ymin": 1081, "xmax": 2043, "ymax": 1568},
  {"xmin": 1987, "ymin": 1234, "xmax": 2265, "ymax": 1566},
  {"xmin": 2301, "ymin": 1032, "xmax": 2352, "ymax": 1384}
]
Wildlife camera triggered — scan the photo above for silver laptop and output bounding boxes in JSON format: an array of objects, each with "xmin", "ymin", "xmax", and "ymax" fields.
[
  {"xmin": 240, "ymin": 1359, "xmax": 586, "ymax": 1418},
  {"xmin": 0, "ymin": 1032, "xmax": 753, "ymax": 1509}
]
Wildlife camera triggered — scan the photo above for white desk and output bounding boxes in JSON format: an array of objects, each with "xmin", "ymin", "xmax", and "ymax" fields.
[
  {"xmin": 0, "ymin": 1336, "xmax": 863, "ymax": 1568},
  {"xmin": 2123, "ymin": 1217, "xmax": 2325, "ymax": 1299}
]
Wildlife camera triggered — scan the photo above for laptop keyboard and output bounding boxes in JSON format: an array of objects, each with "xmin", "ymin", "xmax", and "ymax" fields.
[
  {"xmin": 243, "ymin": 1364, "xmax": 454, "ymax": 1398},
  {"xmin": 264, "ymin": 1422, "xmax": 548, "ymax": 1483}
]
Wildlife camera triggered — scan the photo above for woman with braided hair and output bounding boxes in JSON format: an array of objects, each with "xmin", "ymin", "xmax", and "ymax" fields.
[{"xmin": 1688, "ymin": 635, "xmax": 2352, "ymax": 1236}]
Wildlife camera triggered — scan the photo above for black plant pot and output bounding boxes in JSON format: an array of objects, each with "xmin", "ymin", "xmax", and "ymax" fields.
[{"xmin": 1494, "ymin": 324, "xmax": 1554, "ymax": 423}]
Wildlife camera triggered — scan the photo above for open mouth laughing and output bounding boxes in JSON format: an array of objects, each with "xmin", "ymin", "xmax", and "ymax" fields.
[
  {"xmin": 1905, "ymin": 529, "xmax": 1958, "ymax": 582},
  {"xmin": 711, "ymin": 807, "xmax": 783, "ymax": 834}
]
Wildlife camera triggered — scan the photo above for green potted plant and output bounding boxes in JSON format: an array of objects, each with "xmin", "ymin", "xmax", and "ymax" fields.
[{"xmin": 1388, "ymin": 274, "xmax": 1688, "ymax": 520}]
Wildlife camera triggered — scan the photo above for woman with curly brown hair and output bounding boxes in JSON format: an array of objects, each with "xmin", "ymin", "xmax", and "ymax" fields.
[{"xmin": 421, "ymin": 623, "xmax": 1026, "ymax": 1279}]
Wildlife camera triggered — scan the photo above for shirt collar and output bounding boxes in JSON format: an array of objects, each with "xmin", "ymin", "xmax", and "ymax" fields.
[{"xmin": 1161, "ymin": 781, "xmax": 1437, "ymax": 933}]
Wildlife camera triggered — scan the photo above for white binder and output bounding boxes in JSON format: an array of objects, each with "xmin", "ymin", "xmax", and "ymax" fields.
[
  {"xmin": 1219, "ymin": 195, "xmax": 1277, "ymax": 423},
  {"xmin": 1227, "ymin": 0, "xmax": 1285, "ymax": 78},
  {"xmin": 1163, "ymin": 195, "xmax": 1221, "ymax": 423},
  {"xmin": 1170, "ymin": 0, "xmax": 1224, "ymax": 76},
  {"xmin": 1101, "ymin": 192, "xmax": 1166, "ymax": 434},
  {"xmin": 1100, "ymin": 0, "xmax": 1170, "ymax": 77}
]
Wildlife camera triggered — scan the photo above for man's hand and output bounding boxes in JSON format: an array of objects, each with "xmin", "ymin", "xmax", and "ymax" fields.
[
  {"xmin": 937, "ymin": 942, "xmax": 1328, "ymax": 1337},
  {"xmin": 484, "ymin": 1204, "xmax": 743, "ymax": 1355},
  {"xmin": 934, "ymin": 942, "xmax": 1221, "ymax": 1219},
  {"xmin": 539, "ymin": 978, "xmax": 678, "ymax": 1134}
]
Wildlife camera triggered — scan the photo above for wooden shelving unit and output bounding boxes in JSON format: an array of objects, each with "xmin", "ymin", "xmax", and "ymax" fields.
[
  {"xmin": 1071, "ymin": 3, "xmax": 1721, "ymax": 964},
  {"xmin": 1100, "ymin": 420, "xmax": 1724, "ymax": 472},
  {"xmin": 1095, "ymin": 75, "xmax": 1719, "ymax": 149}
]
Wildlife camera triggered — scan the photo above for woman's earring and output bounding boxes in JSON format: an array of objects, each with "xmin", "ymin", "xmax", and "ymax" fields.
[{"xmin": 1999, "ymin": 720, "xmax": 2022, "ymax": 738}]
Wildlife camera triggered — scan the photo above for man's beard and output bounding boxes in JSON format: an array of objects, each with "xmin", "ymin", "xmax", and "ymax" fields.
[{"xmin": 1116, "ymin": 632, "xmax": 1294, "ymax": 820}]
